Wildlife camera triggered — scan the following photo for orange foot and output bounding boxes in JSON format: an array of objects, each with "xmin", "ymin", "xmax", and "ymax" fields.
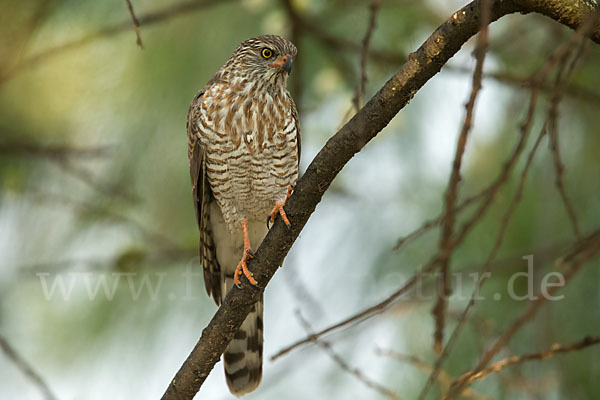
[
  {"xmin": 234, "ymin": 220, "xmax": 259, "ymax": 287},
  {"xmin": 267, "ymin": 185, "xmax": 293, "ymax": 229}
]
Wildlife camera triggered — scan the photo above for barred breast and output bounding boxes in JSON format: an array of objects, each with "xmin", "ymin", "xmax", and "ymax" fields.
[{"xmin": 196, "ymin": 78, "xmax": 299, "ymax": 232}]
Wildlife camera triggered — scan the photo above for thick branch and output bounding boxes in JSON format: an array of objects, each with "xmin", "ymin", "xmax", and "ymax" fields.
[
  {"xmin": 516, "ymin": 0, "xmax": 600, "ymax": 44},
  {"xmin": 161, "ymin": 1, "xmax": 600, "ymax": 398}
]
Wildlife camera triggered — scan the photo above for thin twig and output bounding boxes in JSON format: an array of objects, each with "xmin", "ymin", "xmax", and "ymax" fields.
[
  {"xmin": 421, "ymin": 117, "xmax": 549, "ymax": 400},
  {"xmin": 450, "ymin": 14, "xmax": 595, "ymax": 252},
  {"xmin": 546, "ymin": 39, "xmax": 589, "ymax": 239},
  {"xmin": 0, "ymin": 334, "xmax": 58, "ymax": 400},
  {"xmin": 0, "ymin": 1, "xmax": 55, "ymax": 78},
  {"xmin": 447, "ymin": 66, "xmax": 600, "ymax": 105},
  {"xmin": 376, "ymin": 348, "xmax": 490, "ymax": 400},
  {"xmin": 421, "ymin": 15, "xmax": 600, "ymax": 399},
  {"xmin": 296, "ymin": 311, "xmax": 403, "ymax": 400},
  {"xmin": 124, "ymin": 0, "xmax": 144, "ymax": 49},
  {"xmin": 53, "ymin": 158, "xmax": 138, "ymax": 202},
  {"xmin": 273, "ymin": 107, "xmax": 536, "ymax": 361},
  {"xmin": 0, "ymin": 141, "xmax": 112, "ymax": 159},
  {"xmin": 443, "ymin": 228, "xmax": 600, "ymax": 399},
  {"xmin": 274, "ymin": 106, "xmax": 536, "ymax": 361},
  {"xmin": 27, "ymin": 191, "xmax": 181, "ymax": 251},
  {"xmin": 433, "ymin": 0, "xmax": 492, "ymax": 355},
  {"xmin": 452, "ymin": 336, "xmax": 600, "ymax": 389},
  {"xmin": 353, "ymin": 0, "xmax": 382, "ymax": 111},
  {"xmin": 0, "ymin": 141, "xmax": 136, "ymax": 201},
  {"xmin": 281, "ymin": 0, "xmax": 303, "ymax": 102},
  {"xmin": 270, "ymin": 260, "xmax": 438, "ymax": 361},
  {"xmin": 0, "ymin": 0, "xmax": 234, "ymax": 84}
]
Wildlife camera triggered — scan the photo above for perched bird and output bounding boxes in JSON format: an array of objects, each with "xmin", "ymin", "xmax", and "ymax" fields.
[{"xmin": 186, "ymin": 35, "xmax": 300, "ymax": 396}]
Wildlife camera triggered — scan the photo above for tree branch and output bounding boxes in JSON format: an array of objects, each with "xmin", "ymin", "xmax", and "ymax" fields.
[
  {"xmin": 0, "ymin": 0, "xmax": 236, "ymax": 84},
  {"xmin": 451, "ymin": 336, "xmax": 600, "ymax": 390},
  {"xmin": 353, "ymin": 0, "xmax": 382, "ymax": 111},
  {"xmin": 434, "ymin": 0, "xmax": 492, "ymax": 354},
  {"xmin": 0, "ymin": 334, "xmax": 58, "ymax": 400},
  {"xmin": 161, "ymin": 1, "xmax": 600, "ymax": 398},
  {"xmin": 420, "ymin": 14, "xmax": 598, "ymax": 398},
  {"xmin": 296, "ymin": 311, "xmax": 403, "ymax": 400},
  {"xmin": 443, "ymin": 228, "xmax": 600, "ymax": 399},
  {"xmin": 124, "ymin": 0, "xmax": 144, "ymax": 49}
]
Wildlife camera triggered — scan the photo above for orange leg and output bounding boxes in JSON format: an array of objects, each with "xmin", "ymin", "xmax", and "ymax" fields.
[
  {"xmin": 267, "ymin": 185, "xmax": 293, "ymax": 228},
  {"xmin": 233, "ymin": 220, "xmax": 259, "ymax": 286}
]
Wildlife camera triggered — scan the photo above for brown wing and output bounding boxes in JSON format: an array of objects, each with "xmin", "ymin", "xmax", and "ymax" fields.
[{"xmin": 187, "ymin": 89, "xmax": 222, "ymax": 304}]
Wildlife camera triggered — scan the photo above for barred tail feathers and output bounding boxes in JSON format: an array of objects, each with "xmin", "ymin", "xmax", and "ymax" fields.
[{"xmin": 222, "ymin": 276, "xmax": 263, "ymax": 396}]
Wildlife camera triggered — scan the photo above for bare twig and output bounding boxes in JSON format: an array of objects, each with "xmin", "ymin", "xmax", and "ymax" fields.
[
  {"xmin": 443, "ymin": 228, "xmax": 600, "ymax": 400},
  {"xmin": 0, "ymin": 141, "xmax": 111, "ymax": 160},
  {"xmin": 273, "ymin": 98, "xmax": 548, "ymax": 362},
  {"xmin": 271, "ymin": 260, "xmax": 438, "ymax": 361},
  {"xmin": 288, "ymin": 1, "xmax": 600, "ymax": 106},
  {"xmin": 16, "ymin": 247, "xmax": 196, "ymax": 276},
  {"xmin": 546, "ymin": 38, "xmax": 589, "ymax": 239},
  {"xmin": 0, "ymin": 0, "xmax": 235, "ymax": 84},
  {"xmin": 393, "ymin": 127, "xmax": 527, "ymax": 252},
  {"xmin": 447, "ymin": 66, "xmax": 600, "ymax": 105},
  {"xmin": 353, "ymin": 0, "xmax": 382, "ymax": 110},
  {"xmin": 0, "ymin": 141, "xmax": 135, "ymax": 201},
  {"xmin": 433, "ymin": 0, "xmax": 492, "ymax": 355},
  {"xmin": 453, "ymin": 336, "xmax": 600, "ymax": 390},
  {"xmin": 124, "ymin": 0, "xmax": 144, "ymax": 48},
  {"xmin": 376, "ymin": 348, "xmax": 490, "ymax": 400},
  {"xmin": 0, "ymin": 1, "xmax": 55, "ymax": 77},
  {"xmin": 450, "ymin": 12, "xmax": 597, "ymax": 253},
  {"xmin": 296, "ymin": 311, "xmax": 403, "ymax": 400},
  {"xmin": 0, "ymin": 334, "xmax": 58, "ymax": 400},
  {"xmin": 27, "ymin": 191, "xmax": 180, "ymax": 251},
  {"xmin": 422, "ymin": 118, "xmax": 549, "ymax": 400},
  {"xmin": 421, "ymin": 14, "xmax": 600, "ymax": 399},
  {"xmin": 53, "ymin": 158, "xmax": 137, "ymax": 202},
  {"xmin": 280, "ymin": 0, "xmax": 303, "ymax": 102},
  {"xmin": 0, "ymin": 140, "xmax": 136, "ymax": 200}
]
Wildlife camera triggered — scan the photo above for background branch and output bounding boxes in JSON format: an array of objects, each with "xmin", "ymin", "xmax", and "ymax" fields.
[
  {"xmin": 0, "ymin": 0, "xmax": 235, "ymax": 84},
  {"xmin": 0, "ymin": 335, "xmax": 57, "ymax": 400},
  {"xmin": 452, "ymin": 336, "xmax": 600, "ymax": 390},
  {"xmin": 124, "ymin": 0, "xmax": 144, "ymax": 48}
]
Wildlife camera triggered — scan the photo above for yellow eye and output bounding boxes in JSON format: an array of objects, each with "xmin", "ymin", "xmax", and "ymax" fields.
[{"xmin": 261, "ymin": 48, "xmax": 273, "ymax": 59}]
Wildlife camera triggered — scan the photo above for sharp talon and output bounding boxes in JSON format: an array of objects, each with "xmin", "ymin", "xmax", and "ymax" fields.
[
  {"xmin": 266, "ymin": 215, "xmax": 271, "ymax": 229},
  {"xmin": 235, "ymin": 282, "xmax": 242, "ymax": 289},
  {"xmin": 247, "ymin": 249, "xmax": 255, "ymax": 258}
]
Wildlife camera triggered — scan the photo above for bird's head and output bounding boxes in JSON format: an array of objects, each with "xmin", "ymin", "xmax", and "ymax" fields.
[{"xmin": 226, "ymin": 35, "xmax": 297, "ymax": 88}]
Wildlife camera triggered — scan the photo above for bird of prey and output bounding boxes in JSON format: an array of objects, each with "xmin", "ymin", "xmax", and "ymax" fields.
[{"xmin": 186, "ymin": 35, "xmax": 300, "ymax": 396}]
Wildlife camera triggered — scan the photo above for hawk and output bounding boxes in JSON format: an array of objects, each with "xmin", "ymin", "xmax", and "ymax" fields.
[{"xmin": 186, "ymin": 35, "xmax": 299, "ymax": 396}]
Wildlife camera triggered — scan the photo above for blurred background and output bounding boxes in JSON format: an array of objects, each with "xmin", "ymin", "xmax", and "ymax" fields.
[{"xmin": 1, "ymin": 0, "xmax": 599, "ymax": 399}]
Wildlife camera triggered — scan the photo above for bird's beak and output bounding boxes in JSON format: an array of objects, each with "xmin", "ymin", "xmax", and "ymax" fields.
[{"xmin": 269, "ymin": 54, "xmax": 293, "ymax": 73}]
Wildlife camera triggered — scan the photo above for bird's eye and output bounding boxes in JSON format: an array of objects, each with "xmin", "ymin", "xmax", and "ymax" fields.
[{"xmin": 261, "ymin": 48, "xmax": 273, "ymax": 59}]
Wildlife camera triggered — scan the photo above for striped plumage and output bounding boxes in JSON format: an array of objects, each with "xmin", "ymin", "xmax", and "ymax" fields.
[{"xmin": 187, "ymin": 35, "xmax": 300, "ymax": 396}]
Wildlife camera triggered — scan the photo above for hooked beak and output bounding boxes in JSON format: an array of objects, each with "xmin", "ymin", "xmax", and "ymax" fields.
[{"xmin": 269, "ymin": 54, "xmax": 294, "ymax": 74}]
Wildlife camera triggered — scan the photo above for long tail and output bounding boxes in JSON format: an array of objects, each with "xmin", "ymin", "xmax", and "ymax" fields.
[{"xmin": 223, "ymin": 277, "xmax": 263, "ymax": 396}]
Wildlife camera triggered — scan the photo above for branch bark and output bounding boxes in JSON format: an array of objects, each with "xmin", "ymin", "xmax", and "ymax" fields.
[{"xmin": 161, "ymin": 1, "xmax": 600, "ymax": 398}]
